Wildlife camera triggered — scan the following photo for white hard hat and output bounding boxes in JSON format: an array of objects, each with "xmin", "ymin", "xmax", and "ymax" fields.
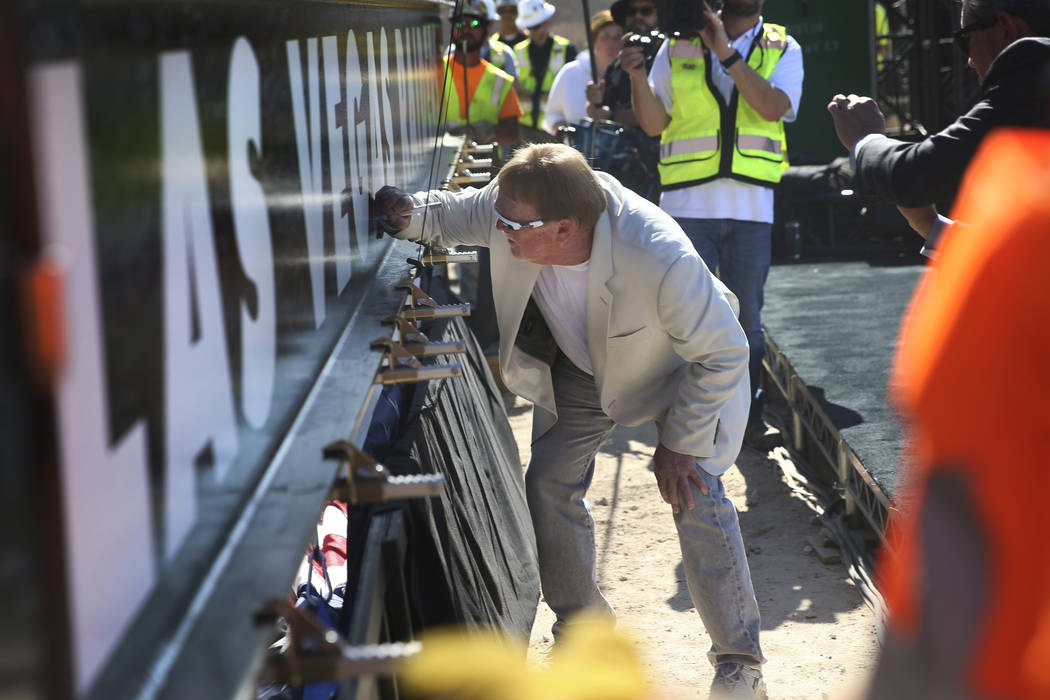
[
  {"xmin": 479, "ymin": 0, "xmax": 499, "ymax": 21},
  {"xmin": 515, "ymin": 0, "xmax": 556, "ymax": 29},
  {"xmin": 454, "ymin": 0, "xmax": 497, "ymax": 22}
]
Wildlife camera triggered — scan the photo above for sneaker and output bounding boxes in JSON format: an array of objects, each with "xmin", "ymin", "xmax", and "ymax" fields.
[{"xmin": 709, "ymin": 663, "xmax": 767, "ymax": 700}]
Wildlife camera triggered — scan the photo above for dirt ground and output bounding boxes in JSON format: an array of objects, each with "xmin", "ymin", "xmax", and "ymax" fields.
[{"xmin": 504, "ymin": 396, "xmax": 881, "ymax": 700}]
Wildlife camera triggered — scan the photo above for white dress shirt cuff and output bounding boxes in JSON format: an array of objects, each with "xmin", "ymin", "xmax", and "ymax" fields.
[
  {"xmin": 920, "ymin": 214, "xmax": 954, "ymax": 259},
  {"xmin": 851, "ymin": 132, "xmax": 888, "ymax": 171}
]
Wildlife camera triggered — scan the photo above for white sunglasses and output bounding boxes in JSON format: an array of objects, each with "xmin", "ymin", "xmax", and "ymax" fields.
[{"xmin": 493, "ymin": 206, "xmax": 555, "ymax": 232}]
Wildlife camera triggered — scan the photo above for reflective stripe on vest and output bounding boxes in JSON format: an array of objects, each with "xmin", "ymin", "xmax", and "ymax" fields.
[
  {"xmin": 443, "ymin": 57, "xmax": 514, "ymax": 129},
  {"xmin": 514, "ymin": 35, "xmax": 570, "ymax": 128},
  {"xmin": 486, "ymin": 38, "xmax": 511, "ymax": 73},
  {"xmin": 658, "ymin": 23, "xmax": 789, "ymax": 190},
  {"xmin": 737, "ymin": 134, "xmax": 782, "ymax": 155},
  {"xmin": 660, "ymin": 136, "xmax": 720, "ymax": 160}
]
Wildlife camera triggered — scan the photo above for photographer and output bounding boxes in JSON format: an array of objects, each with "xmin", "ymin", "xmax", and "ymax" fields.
[
  {"xmin": 444, "ymin": 0, "xmax": 522, "ymax": 147},
  {"xmin": 628, "ymin": 0, "xmax": 803, "ymax": 452},
  {"xmin": 514, "ymin": 0, "xmax": 578, "ymax": 143},
  {"xmin": 574, "ymin": 0, "xmax": 664, "ymax": 202},
  {"xmin": 543, "ymin": 11, "xmax": 622, "ymax": 133},
  {"xmin": 586, "ymin": 0, "xmax": 663, "ymax": 127}
]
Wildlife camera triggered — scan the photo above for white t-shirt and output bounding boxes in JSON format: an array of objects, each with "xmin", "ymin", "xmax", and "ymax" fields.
[
  {"xmin": 542, "ymin": 53, "xmax": 596, "ymax": 134},
  {"xmin": 648, "ymin": 19, "xmax": 804, "ymax": 223},
  {"xmin": 532, "ymin": 260, "xmax": 592, "ymax": 374}
]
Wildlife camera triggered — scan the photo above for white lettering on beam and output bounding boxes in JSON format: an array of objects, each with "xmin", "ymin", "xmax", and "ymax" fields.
[
  {"xmin": 394, "ymin": 28, "xmax": 418, "ymax": 184},
  {"xmin": 379, "ymin": 29, "xmax": 397, "ymax": 186},
  {"xmin": 366, "ymin": 31, "xmax": 395, "ymax": 192},
  {"xmin": 286, "ymin": 38, "xmax": 327, "ymax": 328},
  {"xmin": 427, "ymin": 27, "xmax": 441, "ymax": 142},
  {"xmin": 345, "ymin": 29, "xmax": 371, "ymax": 257},
  {"xmin": 322, "ymin": 35, "xmax": 354, "ymax": 291},
  {"xmin": 160, "ymin": 51, "xmax": 240, "ymax": 559},
  {"xmin": 228, "ymin": 38, "xmax": 276, "ymax": 429},
  {"xmin": 29, "ymin": 62, "xmax": 154, "ymax": 694}
]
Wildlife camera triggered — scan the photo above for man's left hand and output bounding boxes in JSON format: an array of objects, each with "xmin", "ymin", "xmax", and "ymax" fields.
[
  {"xmin": 828, "ymin": 93, "xmax": 886, "ymax": 151},
  {"xmin": 653, "ymin": 443, "xmax": 709, "ymax": 514}
]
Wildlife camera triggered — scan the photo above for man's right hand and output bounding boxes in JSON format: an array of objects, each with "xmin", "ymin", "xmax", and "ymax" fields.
[
  {"xmin": 827, "ymin": 93, "xmax": 887, "ymax": 151},
  {"xmin": 697, "ymin": 0, "xmax": 734, "ymax": 62},
  {"xmin": 619, "ymin": 34, "xmax": 647, "ymax": 80},
  {"xmin": 373, "ymin": 185, "xmax": 414, "ymax": 233}
]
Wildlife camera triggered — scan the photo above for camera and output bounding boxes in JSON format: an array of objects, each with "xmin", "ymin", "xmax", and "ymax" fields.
[
  {"xmin": 623, "ymin": 30, "xmax": 664, "ymax": 60},
  {"xmin": 656, "ymin": 0, "xmax": 722, "ymax": 38}
]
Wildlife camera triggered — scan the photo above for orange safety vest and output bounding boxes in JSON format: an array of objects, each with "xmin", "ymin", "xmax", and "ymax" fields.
[{"xmin": 884, "ymin": 128, "xmax": 1050, "ymax": 698}]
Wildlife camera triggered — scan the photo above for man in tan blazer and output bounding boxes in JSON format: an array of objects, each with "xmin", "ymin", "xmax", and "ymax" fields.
[{"xmin": 375, "ymin": 144, "xmax": 767, "ymax": 699}]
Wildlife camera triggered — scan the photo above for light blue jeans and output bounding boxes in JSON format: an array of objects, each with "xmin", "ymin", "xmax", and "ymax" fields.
[
  {"xmin": 676, "ymin": 218, "xmax": 771, "ymax": 421},
  {"xmin": 524, "ymin": 352, "xmax": 764, "ymax": 669}
]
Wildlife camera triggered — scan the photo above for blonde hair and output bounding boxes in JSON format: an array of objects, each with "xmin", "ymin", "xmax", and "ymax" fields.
[
  {"xmin": 498, "ymin": 144, "xmax": 607, "ymax": 230},
  {"xmin": 590, "ymin": 9, "xmax": 617, "ymax": 37}
]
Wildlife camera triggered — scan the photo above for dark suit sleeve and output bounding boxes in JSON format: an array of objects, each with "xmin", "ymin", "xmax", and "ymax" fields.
[{"xmin": 854, "ymin": 98, "xmax": 997, "ymax": 207}]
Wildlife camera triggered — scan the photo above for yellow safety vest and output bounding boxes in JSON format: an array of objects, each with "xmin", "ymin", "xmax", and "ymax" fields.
[
  {"xmin": 659, "ymin": 23, "xmax": 789, "ymax": 190},
  {"xmin": 486, "ymin": 37, "xmax": 514, "ymax": 74},
  {"xmin": 442, "ymin": 56, "xmax": 514, "ymax": 129},
  {"xmin": 875, "ymin": 3, "xmax": 890, "ymax": 69},
  {"xmin": 514, "ymin": 35, "xmax": 570, "ymax": 128}
]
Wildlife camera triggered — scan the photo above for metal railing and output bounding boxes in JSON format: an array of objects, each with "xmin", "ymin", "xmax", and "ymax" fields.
[{"xmin": 763, "ymin": 331, "xmax": 894, "ymax": 542}]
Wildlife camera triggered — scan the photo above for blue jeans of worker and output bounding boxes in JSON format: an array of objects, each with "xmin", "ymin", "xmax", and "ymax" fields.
[
  {"xmin": 524, "ymin": 352, "xmax": 764, "ymax": 670},
  {"xmin": 676, "ymin": 218, "xmax": 771, "ymax": 423}
]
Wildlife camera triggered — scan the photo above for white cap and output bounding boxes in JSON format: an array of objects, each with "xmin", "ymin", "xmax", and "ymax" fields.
[{"xmin": 515, "ymin": 0, "xmax": 556, "ymax": 29}]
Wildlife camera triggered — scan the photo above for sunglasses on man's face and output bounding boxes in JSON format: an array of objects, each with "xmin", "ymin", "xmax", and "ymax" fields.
[
  {"xmin": 497, "ymin": 6, "xmax": 517, "ymax": 15},
  {"xmin": 452, "ymin": 17, "xmax": 485, "ymax": 29},
  {"xmin": 952, "ymin": 15, "xmax": 997, "ymax": 53},
  {"xmin": 625, "ymin": 4, "xmax": 656, "ymax": 18},
  {"xmin": 493, "ymin": 206, "xmax": 554, "ymax": 232}
]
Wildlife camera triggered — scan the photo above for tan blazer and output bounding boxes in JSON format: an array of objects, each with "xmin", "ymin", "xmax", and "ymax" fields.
[{"xmin": 400, "ymin": 173, "xmax": 749, "ymax": 475}]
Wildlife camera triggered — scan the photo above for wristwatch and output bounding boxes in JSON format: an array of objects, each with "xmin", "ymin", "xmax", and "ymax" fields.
[{"xmin": 720, "ymin": 50, "xmax": 743, "ymax": 69}]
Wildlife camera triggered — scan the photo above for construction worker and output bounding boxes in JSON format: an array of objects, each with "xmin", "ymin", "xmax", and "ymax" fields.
[
  {"xmin": 513, "ymin": 0, "xmax": 577, "ymax": 143},
  {"xmin": 494, "ymin": 0, "xmax": 527, "ymax": 49},
  {"xmin": 472, "ymin": 0, "xmax": 519, "ymax": 78},
  {"xmin": 875, "ymin": 1, "xmax": 891, "ymax": 69},
  {"xmin": 628, "ymin": 0, "xmax": 804, "ymax": 449},
  {"xmin": 443, "ymin": 0, "xmax": 523, "ymax": 146}
]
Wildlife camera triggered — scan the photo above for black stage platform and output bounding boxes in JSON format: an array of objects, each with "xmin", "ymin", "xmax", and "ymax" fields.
[{"xmin": 763, "ymin": 260, "xmax": 928, "ymax": 501}]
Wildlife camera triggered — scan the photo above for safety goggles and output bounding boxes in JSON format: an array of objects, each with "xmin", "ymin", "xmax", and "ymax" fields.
[
  {"xmin": 952, "ymin": 15, "xmax": 997, "ymax": 53},
  {"xmin": 493, "ymin": 206, "xmax": 554, "ymax": 231},
  {"xmin": 625, "ymin": 4, "xmax": 656, "ymax": 18},
  {"xmin": 452, "ymin": 16, "xmax": 485, "ymax": 29}
]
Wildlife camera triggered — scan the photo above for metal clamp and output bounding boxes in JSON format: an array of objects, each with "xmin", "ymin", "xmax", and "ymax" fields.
[
  {"xmin": 371, "ymin": 336, "xmax": 462, "ymax": 385},
  {"xmin": 463, "ymin": 142, "xmax": 496, "ymax": 157},
  {"xmin": 254, "ymin": 598, "xmax": 422, "ymax": 686},
  {"xmin": 383, "ymin": 314, "xmax": 428, "ymax": 344},
  {"xmin": 449, "ymin": 170, "xmax": 492, "ymax": 186},
  {"xmin": 456, "ymin": 155, "xmax": 494, "ymax": 170},
  {"xmin": 420, "ymin": 249, "xmax": 479, "ymax": 266},
  {"xmin": 395, "ymin": 279, "xmax": 471, "ymax": 321},
  {"xmin": 455, "ymin": 155, "xmax": 493, "ymax": 173},
  {"xmin": 383, "ymin": 314, "xmax": 468, "ymax": 358},
  {"xmin": 322, "ymin": 440, "xmax": 445, "ymax": 504}
]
